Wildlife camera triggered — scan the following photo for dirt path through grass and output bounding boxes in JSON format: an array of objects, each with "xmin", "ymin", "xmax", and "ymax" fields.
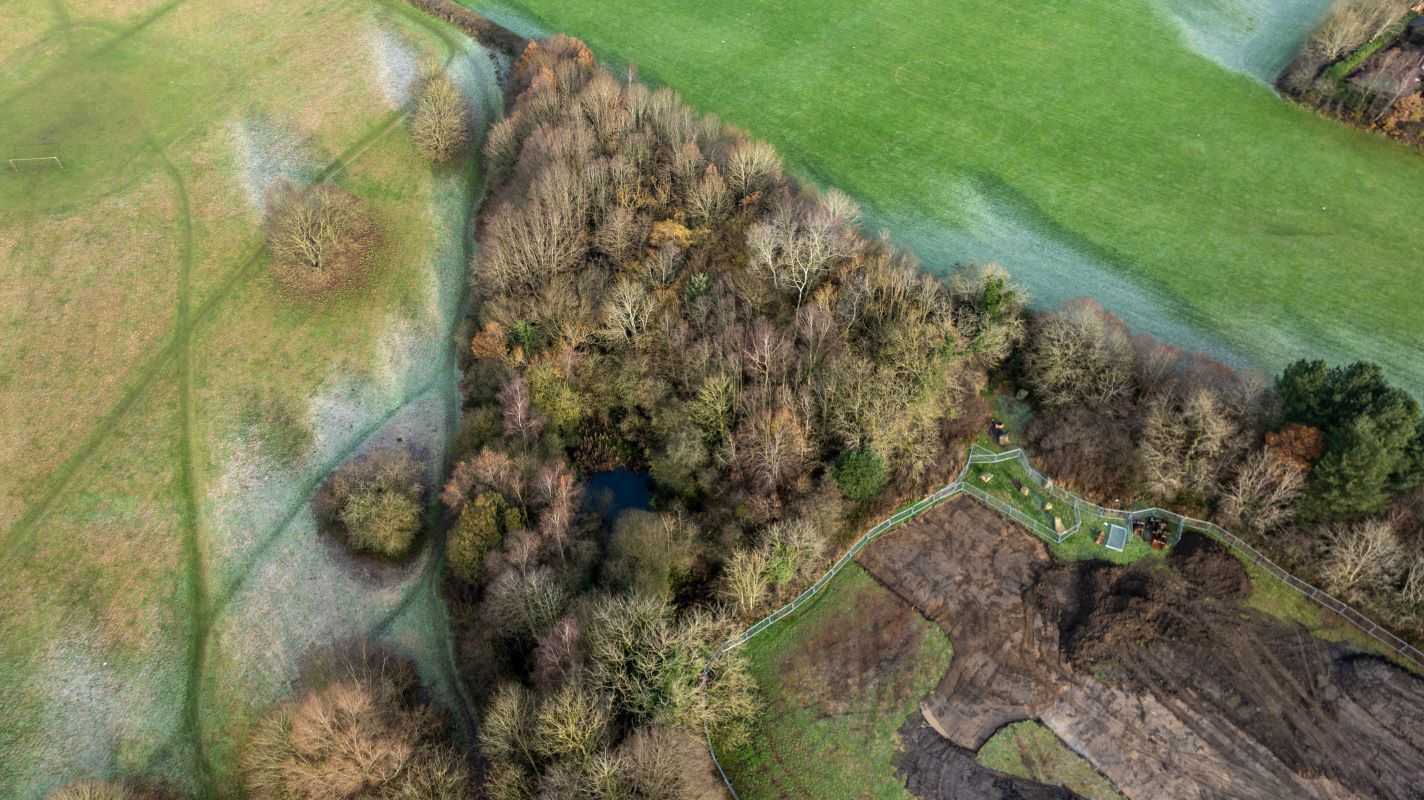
[{"xmin": 155, "ymin": 143, "xmax": 219, "ymax": 794}]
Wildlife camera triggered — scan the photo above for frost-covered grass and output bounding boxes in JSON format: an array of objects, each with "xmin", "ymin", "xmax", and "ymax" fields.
[
  {"xmin": 476, "ymin": 0, "xmax": 1424, "ymax": 396},
  {"xmin": 0, "ymin": 2, "xmax": 500, "ymax": 797}
]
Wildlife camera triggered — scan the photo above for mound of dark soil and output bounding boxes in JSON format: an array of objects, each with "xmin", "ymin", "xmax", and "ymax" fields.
[
  {"xmin": 859, "ymin": 497, "xmax": 1424, "ymax": 800},
  {"xmin": 1169, "ymin": 531, "xmax": 1251, "ymax": 600}
]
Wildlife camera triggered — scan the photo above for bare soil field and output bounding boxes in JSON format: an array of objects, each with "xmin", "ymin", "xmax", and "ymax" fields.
[{"xmin": 859, "ymin": 498, "xmax": 1424, "ymax": 800}]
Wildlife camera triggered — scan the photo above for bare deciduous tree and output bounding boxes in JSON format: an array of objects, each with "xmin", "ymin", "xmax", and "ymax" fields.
[
  {"xmin": 499, "ymin": 376, "xmax": 546, "ymax": 445},
  {"xmin": 600, "ymin": 277, "xmax": 656, "ymax": 344},
  {"xmin": 1363, "ymin": 48, "xmax": 1421, "ymax": 122},
  {"xmin": 443, "ymin": 446, "xmax": 522, "ymax": 511},
  {"xmin": 1322, "ymin": 517, "xmax": 1403, "ymax": 601},
  {"xmin": 723, "ymin": 138, "xmax": 782, "ymax": 198},
  {"xmin": 1220, "ymin": 449, "xmax": 1306, "ymax": 535},
  {"xmin": 410, "ymin": 67, "xmax": 471, "ymax": 163},
  {"xmin": 1309, "ymin": 0, "xmax": 1411, "ymax": 61},
  {"xmin": 1139, "ymin": 389, "xmax": 1237, "ymax": 503},
  {"xmin": 687, "ymin": 165, "xmax": 729, "ymax": 223},
  {"xmin": 719, "ymin": 546, "xmax": 770, "ymax": 618},
  {"xmin": 476, "ymin": 161, "xmax": 589, "ymax": 296},
  {"xmin": 533, "ymin": 616, "xmax": 583, "ymax": 690},
  {"xmin": 265, "ymin": 180, "xmax": 378, "ymax": 295},
  {"xmin": 533, "ymin": 682, "xmax": 610, "ymax": 765},
  {"xmin": 616, "ymin": 726, "xmax": 724, "ymax": 800},
  {"xmin": 733, "ymin": 403, "xmax": 812, "ymax": 493},
  {"xmin": 485, "ymin": 564, "xmax": 568, "ymax": 639},
  {"xmin": 242, "ymin": 654, "xmax": 471, "ymax": 800},
  {"xmin": 1024, "ymin": 300, "xmax": 1135, "ymax": 409},
  {"xmin": 747, "ymin": 201, "xmax": 858, "ymax": 308},
  {"xmin": 479, "ymin": 682, "xmax": 539, "ymax": 771}
]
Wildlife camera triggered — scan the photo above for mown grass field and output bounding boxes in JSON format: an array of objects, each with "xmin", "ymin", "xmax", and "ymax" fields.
[
  {"xmin": 0, "ymin": 2, "xmax": 498, "ymax": 796},
  {"xmin": 474, "ymin": 0, "xmax": 1424, "ymax": 397},
  {"xmin": 721, "ymin": 563, "xmax": 952, "ymax": 799}
]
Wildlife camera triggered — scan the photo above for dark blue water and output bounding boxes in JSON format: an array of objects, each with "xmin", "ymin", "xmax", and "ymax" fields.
[{"xmin": 584, "ymin": 468, "xmax": 651, "ymax": 522}]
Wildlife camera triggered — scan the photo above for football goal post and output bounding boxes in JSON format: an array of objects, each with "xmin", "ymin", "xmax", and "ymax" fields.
[{"xmin": 7, "ymin": 155, "xmax": 63, "ymax": 172}]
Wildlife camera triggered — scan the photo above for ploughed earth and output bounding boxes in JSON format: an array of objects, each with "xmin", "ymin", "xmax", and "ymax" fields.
[{"xmin": 857, "ymin": 498, "xmax": 1424, "ymax": 800}]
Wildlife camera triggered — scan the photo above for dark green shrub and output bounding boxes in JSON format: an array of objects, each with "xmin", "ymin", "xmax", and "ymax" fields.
[
  {"xmin": 1277, "ymin": 359, "xmax": 1424, "ymax": 519},
  {"xmin": 833, "ymin": 449, "xmax": 887, "ymax": 501},
  {"xmin": 448, "ymin": 492, "xmax": 509, "ymax": 585},
  {"xmin": 320, "ymin": 447, "xmax": 425, "ymax": 558}
]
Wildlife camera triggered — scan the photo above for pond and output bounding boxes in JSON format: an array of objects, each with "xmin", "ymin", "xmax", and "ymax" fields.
[{"xmin": 584, "ymin": 467, "xmax": 651, "ymax": 522}]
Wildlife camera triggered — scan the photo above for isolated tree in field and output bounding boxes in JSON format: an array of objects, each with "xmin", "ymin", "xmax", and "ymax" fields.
[
  {"xmin": 242, "ymin": 654, "xmax": 471, "ymax": 800},
  {"xmin": 264, "ymin": 180, "xmax": 377, "ymax": 295},
  {"xmin": 410, "ymin": 65, "xmax": 470, "ymax": 164},
  {"xmin": 318, "ymin": 446, "xmax": 424, "ymax": 558}
]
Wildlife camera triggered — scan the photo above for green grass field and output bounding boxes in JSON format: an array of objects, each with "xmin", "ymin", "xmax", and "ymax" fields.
[
  {"xmin": 722, "ymin": 563, "xmax": 953, "ymax": 799},
  {"xmin": 977, "ymin": 721, "xmax": 1124, "ymax": 800},
  {"xmin": 0, "ymin": 2, "xmax": 499, "ymax": 796},
  {"xmin": 473, "ymin": 0, "xmax": 1424, "ymax": 397}
]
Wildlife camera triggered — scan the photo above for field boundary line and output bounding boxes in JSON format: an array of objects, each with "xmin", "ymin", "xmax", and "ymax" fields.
[{"xmin": 701, "ymin": 445, "xmax": 1424, "ymax": 796}]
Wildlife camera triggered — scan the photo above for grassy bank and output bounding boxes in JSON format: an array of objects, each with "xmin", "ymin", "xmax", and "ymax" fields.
[
  {"xmin": 472, "ymin": 0, "xmax": 1424, "ymax": 397},
  {"xmin": 721, "ymin": 564, "xmax": 952, "ymax": 799},
  {"xmin": 977, "ymin": 721, "xmax": 1124, "ymax": 800}
]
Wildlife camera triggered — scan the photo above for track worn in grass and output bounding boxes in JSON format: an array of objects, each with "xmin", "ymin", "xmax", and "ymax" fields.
[{"xmin": 0, "ymin": 1, "xmax": 501, "ymax": 796}]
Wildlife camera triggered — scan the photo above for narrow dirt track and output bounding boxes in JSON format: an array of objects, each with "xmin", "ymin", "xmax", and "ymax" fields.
[{"xmin": 859, "ymin": 497, "xmax": 1424, "ymax": 800}]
